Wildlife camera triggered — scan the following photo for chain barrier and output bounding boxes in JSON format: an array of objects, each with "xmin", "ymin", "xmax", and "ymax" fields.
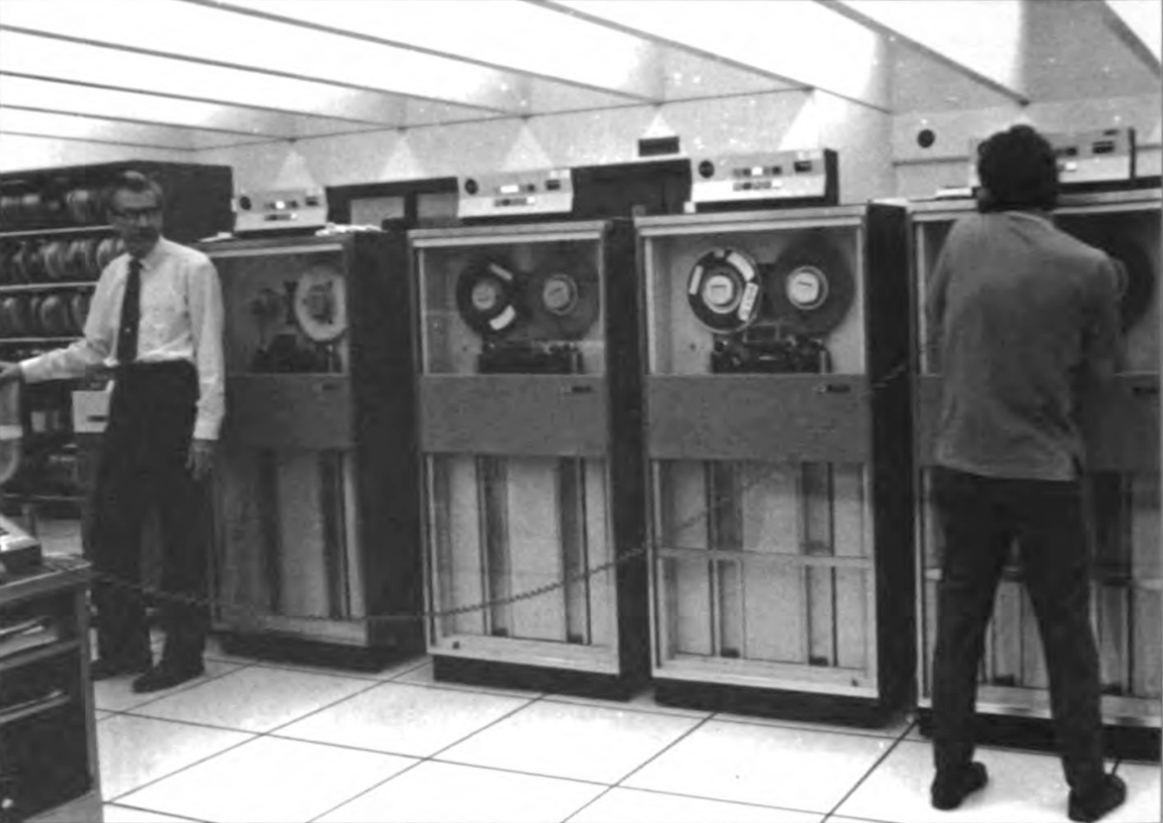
[{"xmin": 39, "ymin": 360, "xmax": 912, "ymax": 628}]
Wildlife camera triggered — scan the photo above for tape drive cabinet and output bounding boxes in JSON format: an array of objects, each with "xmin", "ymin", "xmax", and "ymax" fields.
[
  {"xmin": 636, "ymin": 188, "xmax": 914, "ymax": 725},
  {"xmin": 911, "ymin": 183, "xmax": 1161, "ymax": 754},
  {"xmin": 202, "ymin": 231, "xmax": 422, "ymax": 667},
  {"xmin": 409, "ymin": 168, "xmax": 648, "ymax": 698}
]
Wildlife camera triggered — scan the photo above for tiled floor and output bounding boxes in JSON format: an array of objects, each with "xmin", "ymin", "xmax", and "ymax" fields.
[
  {"xmin": 25, "ymin": 521, "xmax": 1163, "ymax": 823},
  {"xmin": 87, "ymin": 639, "xmax": 1162, "ymax": 823}
]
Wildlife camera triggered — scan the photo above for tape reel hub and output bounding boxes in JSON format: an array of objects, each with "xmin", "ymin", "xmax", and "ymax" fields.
[{"xmin": 785, "ymin": 265, "xmax": 829, "ymax": 310}]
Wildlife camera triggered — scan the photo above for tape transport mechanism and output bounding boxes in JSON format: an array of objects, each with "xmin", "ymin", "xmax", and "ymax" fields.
[
  {"xmin": 687, "ymin": 247, "xmax": 763, "ymax": 333},
  {"xmin": 456, "ymin": 256, "xmax": 523, "ymax": 337}
]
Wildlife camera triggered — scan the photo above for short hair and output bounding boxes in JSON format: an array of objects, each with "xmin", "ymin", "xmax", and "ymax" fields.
[
  {"xmin": 975, "ymin": 124, "xmax": 1059, "ymax": 213},
  {"xmin": 105, "ymin": 170, "xmax": 165, "ymax": 217}
]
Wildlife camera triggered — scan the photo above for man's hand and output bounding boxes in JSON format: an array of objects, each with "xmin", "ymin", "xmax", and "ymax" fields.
[
  {"xmin": 0, "ymin": 362, "xmax": 24, "ymax": 386},
  {"xmin": 188, "ymin": 438, "xmax": 216, "ymax": 481}
]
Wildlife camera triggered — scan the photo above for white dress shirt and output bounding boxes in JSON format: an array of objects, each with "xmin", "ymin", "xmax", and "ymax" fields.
[{"xmin": 21, "ymin": 237, "xmax": 225, "ymax": 441}]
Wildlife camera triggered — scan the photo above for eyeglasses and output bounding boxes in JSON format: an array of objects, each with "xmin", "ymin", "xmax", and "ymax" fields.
[{"xmin": 110, "ymin": 206, "xmax": 162, "ymax": 221}]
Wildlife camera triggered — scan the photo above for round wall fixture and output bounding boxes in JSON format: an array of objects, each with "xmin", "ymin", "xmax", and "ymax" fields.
[
  {"xmin": 292, "ymin": 266, "xmax": 348, "ymax": 343},
  {"xmin": 766, "ymin": 234, "xmax": 855, "ymax": 337},
  {"xmin": 525, "ymin": 249, "xmax": 600, "ymax": 339},
  {"xmin": 455, "ymin": 256, "xmax": 523, "ymax": 337},
  {"xmin": 687, "ymin": 247, "xmax": 763, "ymax": 333}
]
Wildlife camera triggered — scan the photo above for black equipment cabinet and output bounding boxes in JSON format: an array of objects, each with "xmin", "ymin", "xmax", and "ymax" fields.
[
  {"xmin": 409, "ymin": 219, "xmax": 648, "ymax": 698},
  {"xmin": 203, "ymin": 232, "xmax": 423, "ymax": 669},
  {"xmin": 910, "ymin": 186, "xmax": 1161, "ymax": 757},
  {"xmin": 636, "ymin": 203, "xmax": 914, "ymax": 726}
]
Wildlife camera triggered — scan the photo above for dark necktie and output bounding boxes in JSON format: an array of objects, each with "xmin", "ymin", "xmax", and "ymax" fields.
[{"xmin": 115, "ymin": 257, "xmax": 142, "ymax": 365}]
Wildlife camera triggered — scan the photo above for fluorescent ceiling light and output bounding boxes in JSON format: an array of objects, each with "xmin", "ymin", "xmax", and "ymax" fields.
[
  {"xmin": 211, "ymin": 0, "xmax": 663, "ymax": 101},
  {"xmin": 828, "ymin": 0, "xmax": 1028, "ymax": 103},
  {"xmin": 0, "ymin": 30, "xmax": 494, "ymax": 128},
  {"xmin": 0, "ymin": 74, "xmax": 381, "ymax": 139},
  {"xmin": 543, "ymin": 0, "xmax": 888, "ymax": 109},
  {"xmin": 1103, "ymin": 0, "xmax": 1163, "ymax": 66},
  {"xmin": 0, "ymin": 0, "xmax": 526, "ymax": 112}
]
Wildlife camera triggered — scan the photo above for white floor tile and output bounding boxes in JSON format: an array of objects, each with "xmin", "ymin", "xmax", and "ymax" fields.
[
  {"xmin": 834, "ymin": 739, "xmax": 1161, "ymax": 823},
  {"xmin": 98, "ymin": 714, "xmax": 253, "ymax": 800},
  {"xmin": 130, "ymin": 665, "xmax": 373, "ymax": 732},
  {"xmin": 93, "ymin": 660, "xmax": 241, "ymax": 712},
  {"xmin": 569, "ymin": 788, "xmax": 825, "ymax": 822},
  {"xmin": 102, "ymin": 803, "xmax": 204, "ymax": 822},
  {"xmin": 393, "ymin": 660, "xmax": 544, "ymax": 698},
  {"xmin": 115, "ymin": 735, "xmax": 415, "ymax": 823},
  {"xmin": 317, "ymin": 759, "xmax": 604, "ymax": 823},
  {"xmin": 624, "ymin": 718, "xmax": 891, "ymax": 813},
  {"xmin": 439, "ymin": 700, "xmax": 702, "ymax": 784},
  {"xmin": 273, "ymin": 681, "xmax": 533, "ymax": 757}
]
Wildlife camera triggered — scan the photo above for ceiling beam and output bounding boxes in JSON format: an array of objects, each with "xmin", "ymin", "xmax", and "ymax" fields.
[
  {"xmin": 1100, "ymin": 0, "xmax": 1163, "ymax": 73},
  {"xmin": 821, "ymin": 0, "xmax": 1030, "ymax": 105},
  {"xmin": 534, "ymin": 0, "xmax": 890, "ymax": 111},
  {"xmin": 196, "ymin": 0, "xmax": 665, "ymax": 105}
]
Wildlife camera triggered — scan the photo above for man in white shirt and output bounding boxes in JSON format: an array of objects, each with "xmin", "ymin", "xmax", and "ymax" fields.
[{"xmin": 0, "ymin": 171, "xmax": 225, "ymax": 693}]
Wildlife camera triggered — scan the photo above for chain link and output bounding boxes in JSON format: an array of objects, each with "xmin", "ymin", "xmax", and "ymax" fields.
[{"xmin": 41, "ymin": 360, "xmax": 912, "ymax": 627}]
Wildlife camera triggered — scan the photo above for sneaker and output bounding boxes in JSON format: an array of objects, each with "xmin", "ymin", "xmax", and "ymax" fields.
[
  {"xmin": 1068, "ymin": 774, "xmax": 1126, "ymax": 822},
  {"xmin": 931, "ymin": 761, "xmax": 988, "ymax": 810}
]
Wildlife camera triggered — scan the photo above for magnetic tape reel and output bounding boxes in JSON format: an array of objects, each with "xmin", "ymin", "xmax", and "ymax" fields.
[
  {"xmin": 687, "ymin": 248, "xmax": 763, "ymax": 333},
  {"xmin": 292, "ymin": 265, "xmax": 347, "ymax": 343},
  {"xmin": 525, "ymin": 248, "xmax": 600, "ymax": 339},
  {"xmin": 456, "ymin": 256, "xmax": 524, "ymax": 338},
  {"xmin": 766, "ymin": 234, "xmax": 854, "ymax": 337}
]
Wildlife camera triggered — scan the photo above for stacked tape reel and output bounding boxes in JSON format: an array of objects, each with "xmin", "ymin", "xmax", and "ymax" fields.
[{"xmin": 0, "ymin": 236, "xmax": 122, "ymax": 286}]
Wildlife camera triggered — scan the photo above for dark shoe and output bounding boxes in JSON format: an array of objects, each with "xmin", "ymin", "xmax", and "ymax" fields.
[
  {"xmin": 1068, "ymin": 774, "xmax": 1126, "ymax": 822},
  {"xmin": 931, "ymin": 761, "xmax": 988, "ymax": 810},
  {"xmin": 90, "ymin": 656, "xmax": 150, "ymax": 681},
  {"xmin": 131, "ymin": 661, "xmax": 204, "ymax": 693}
]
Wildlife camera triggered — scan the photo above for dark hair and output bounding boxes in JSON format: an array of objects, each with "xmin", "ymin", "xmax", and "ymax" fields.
[
  {"xmin": 104, "ymin": 170, "xmax": 165, "ymax": 217},
  {"xmin": 975, "ymin": 124, "xmax": 1059, "ymax": 213}
]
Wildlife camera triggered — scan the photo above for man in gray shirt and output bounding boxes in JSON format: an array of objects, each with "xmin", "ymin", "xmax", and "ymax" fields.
[{"xmin": 926, "ymin": 125, "xmax": 1125, "ymax": 821}]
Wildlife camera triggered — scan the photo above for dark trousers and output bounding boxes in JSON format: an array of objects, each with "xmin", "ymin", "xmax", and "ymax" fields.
[
  {"xmin": 91, "ymin": 360, "xmax": 208, "ymax": 668},
  {"xmin": 931, "ymin": 466, "xmax": 1106, "ymax": 793}
]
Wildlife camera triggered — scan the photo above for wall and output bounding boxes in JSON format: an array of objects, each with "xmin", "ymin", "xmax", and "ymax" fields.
[
  {"xmin": 0, "ymin": 134, "xmax": 189, "ymax": 173},
  {"xmin": 192, "ymin": 89, "xmax": 894, "ymax": 206}
]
